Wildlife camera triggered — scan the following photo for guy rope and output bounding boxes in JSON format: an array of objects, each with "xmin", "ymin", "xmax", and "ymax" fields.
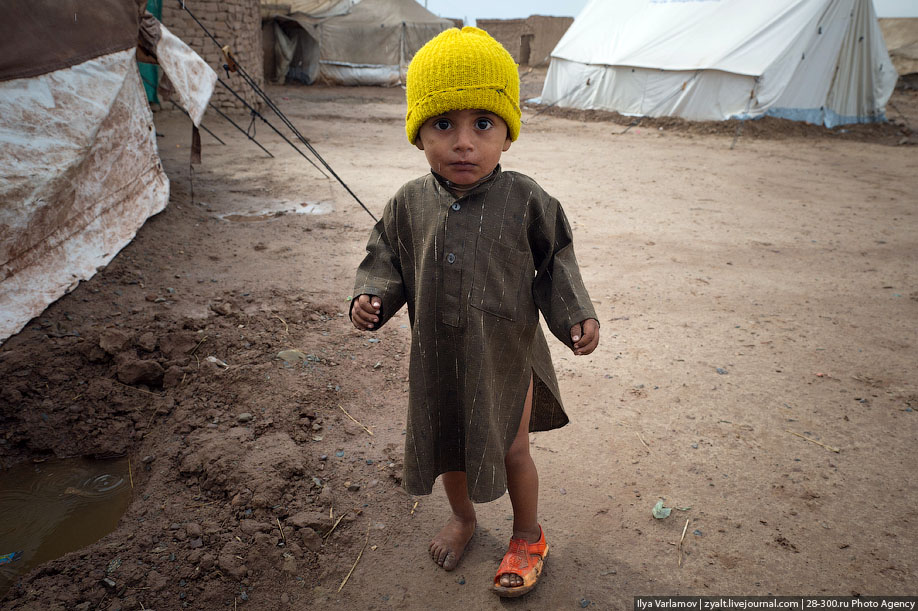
[{"xmin": 175, "ymin": 1, "xmax": 379, "ymax": 222}]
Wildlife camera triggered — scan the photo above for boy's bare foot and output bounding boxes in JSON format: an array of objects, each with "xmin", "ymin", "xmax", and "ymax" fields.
[{"xmin": 429, "ymin": 514, "xmax": 476, "ymax": 571}]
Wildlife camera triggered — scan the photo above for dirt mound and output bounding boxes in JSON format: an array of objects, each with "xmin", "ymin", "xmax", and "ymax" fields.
[{"xmin": 0, "ymin": 226, "xmax": 408, "ymax": 608}]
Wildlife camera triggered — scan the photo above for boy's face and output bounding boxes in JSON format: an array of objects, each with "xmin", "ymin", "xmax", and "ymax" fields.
[{"xmin": 415, "ymin": 108, "xmax": 512, "ymax": 187}]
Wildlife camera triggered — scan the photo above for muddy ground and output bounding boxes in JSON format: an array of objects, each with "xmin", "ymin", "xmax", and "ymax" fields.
[{"xmin": 1, "ymin": 72, "xmax": 917, "ymax": 610}]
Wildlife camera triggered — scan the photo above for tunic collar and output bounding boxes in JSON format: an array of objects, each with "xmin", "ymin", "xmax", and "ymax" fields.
[{"xmin": 431, "ymin": 165, "xmax": 502, "ymax": 199}]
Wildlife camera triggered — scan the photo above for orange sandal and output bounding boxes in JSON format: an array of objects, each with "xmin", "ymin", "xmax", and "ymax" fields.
[{"xmin": 492, "ymin": 524, "xmax": 549, "ymax": 597}]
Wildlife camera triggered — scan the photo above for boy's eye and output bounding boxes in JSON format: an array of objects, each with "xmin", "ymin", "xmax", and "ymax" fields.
[
  {"xmin": 475, "ymin": 117, "xmax": 494, "ymax": 130},
  {"xmin": 433, "ymin": 119, "xmax": 451, "ymax": 130}
]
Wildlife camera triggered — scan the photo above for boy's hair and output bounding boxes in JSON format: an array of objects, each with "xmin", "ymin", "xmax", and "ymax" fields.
[{"xmin": 405, "ymin": 26, "xmax": 520, "ymax": 145}]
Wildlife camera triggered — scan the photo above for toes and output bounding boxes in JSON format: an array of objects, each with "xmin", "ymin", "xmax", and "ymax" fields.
[
  {"xmin": 430, "ymin": 543, "xmax": 445, "ymax": 566},
  {"xmin": 499, "ymin": 573, "xmax": 523, "ymax": 588},
  {"xmin": 442, "ymin": 551, "xmax": 458, "ymax": 571}
]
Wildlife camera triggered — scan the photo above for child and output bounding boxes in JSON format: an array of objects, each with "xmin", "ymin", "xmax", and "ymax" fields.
[{"xmin": 350, "ymin": 26, "xmax": 599, "ymax": 597}]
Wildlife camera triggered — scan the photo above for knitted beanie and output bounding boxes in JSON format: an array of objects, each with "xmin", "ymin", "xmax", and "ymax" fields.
[{"xmin": 405, "ymin": 26, "xmax": 520, "ymax": 144}]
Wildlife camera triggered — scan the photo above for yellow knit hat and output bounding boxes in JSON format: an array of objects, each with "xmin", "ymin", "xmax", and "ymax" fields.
[{"xmin": 405, "ymin": 26, "xmax": 520, "ymax": 144}]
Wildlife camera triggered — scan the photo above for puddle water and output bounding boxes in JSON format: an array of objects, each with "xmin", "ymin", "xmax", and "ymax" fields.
[
  {"xmin": 0, "ymin": 457, "xmax": 131, "ymax": 597},
  {"xmin": 216, "ymin": 199, "xmax": 334, "ymax": 222}
]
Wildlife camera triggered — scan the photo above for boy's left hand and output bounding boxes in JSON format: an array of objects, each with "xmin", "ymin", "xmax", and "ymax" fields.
[{"xmin": 570, "ymin": 319, "xmax": 599, "ymax": 356}]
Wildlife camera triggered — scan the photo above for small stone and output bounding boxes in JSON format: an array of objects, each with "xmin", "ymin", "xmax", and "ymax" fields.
[
  {"xmin": 137, "ymin": 332, "xmax": 157, "ymax": 352},
  {"xmin": 237, "ymin": 413, "xmax": 254, "ymax": 423},
  {"xmin": 146, "ymin": 570, "xmax": 168, "ymax": 591},
  {"xmin": 301, "ymin": 527, "xmax": 322, "ymax": 552},
  {"xmin": 693, "ymin": 529, "xmax": 703, "ymax": 536},
  {"xmin": 277, "ymin": 349, "xmax": 308, "ymax": 364},
  {"xmin": 240, "ymin": 591, "xmax": 249, "ymax": 601},
  {"xmin": 716, "ymin": 368, "xmax": 729, "ymax": 375},
  {"xmin": 188, "ymin": 538, "xmax": 203, "ymax": 549},
  {"xmin": 210, "ymin": 302, "xmax": 232, "ymax": 316},
  {"xmin": 280, "ymin": 593, "xmax": 290, "ymax": 604},
  {"xmin": 116, "ymin": 359, "xmax": 164, "ymax": 386},
  {"xmin": 580, "ymin": 599, "xmax": 591, "ymax": 608},
  {"xmin": 287, "ymin": 511, "xmax": 332, "ymax": 531},
  {"xmin": 347, "ymin": 483, "xmax": 361, "ymax": 492},
  {"xmin": 99, "ymin": 329, "xmax": 132, "ymax": 354},
  {"xmin": 457, "ymin": 576, "xmax": 466, "ymax": 585}
]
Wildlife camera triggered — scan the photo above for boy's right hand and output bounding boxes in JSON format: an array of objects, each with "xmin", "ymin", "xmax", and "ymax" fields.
[{"xmin": 351, "ymin": 294, "xmax": 381, "ymax": 330}]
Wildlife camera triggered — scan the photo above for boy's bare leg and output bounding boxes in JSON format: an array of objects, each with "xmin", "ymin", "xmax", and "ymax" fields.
[
  {"xmin": 499, "ymin": 376, "xmax": 540, "ymax": 588},
  {"xmin": 429, "ymin": 471, "xmax": 477, "ymax": 571}
]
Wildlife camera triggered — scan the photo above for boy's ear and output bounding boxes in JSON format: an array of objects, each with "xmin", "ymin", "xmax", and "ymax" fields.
[
  {"xmin": 415, "ymin": 137, "xmax": 425, "ymax": 151},
  {"xmin": 502, "ymin": 136, "xmax": 511, "ymax": 152}
]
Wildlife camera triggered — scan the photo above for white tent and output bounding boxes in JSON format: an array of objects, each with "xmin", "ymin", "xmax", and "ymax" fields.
[
  {"xmin": 0, "ymin": 0, "xmax": 216, "ymax": 343},
  {"xmin": 539, "ymin": 0, "xmax": 898, "ymax": 127}
]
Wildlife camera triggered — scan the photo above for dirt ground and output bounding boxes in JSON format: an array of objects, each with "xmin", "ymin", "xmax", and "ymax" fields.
[{"xmin": 2, "ymin": 71, "xmax": 917, "ymax": 610}]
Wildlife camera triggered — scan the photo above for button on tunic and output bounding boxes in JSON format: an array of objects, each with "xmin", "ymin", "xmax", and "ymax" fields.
[{"xmin": 353, "ymin": 167, "xmax": 596, "ymax": 502}]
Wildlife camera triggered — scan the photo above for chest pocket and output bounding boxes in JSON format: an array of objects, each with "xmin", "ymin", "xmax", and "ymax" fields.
[{"xmin": 469, "ymin": 235, "xmax": 528, "ymax": 321}]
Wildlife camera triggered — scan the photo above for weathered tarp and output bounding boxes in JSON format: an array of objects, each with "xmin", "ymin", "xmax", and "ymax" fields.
[
  {"xmin": 268, "ymin": 0, "xmax": 454, "ymax": 86},
  {"xmin": 540, "ymin": 0, "xmax": 898, "ymax": 127},
  {"xmin": 0, "ymin": 2, "xmax": 216, "ymax": 343},
  {"xmin": 261, "ymin": 0, "xmax": 354, "ymax": 19},
  {"xmin": 0, "ymin": 0, "xmax": 143, "ymax": 83}
]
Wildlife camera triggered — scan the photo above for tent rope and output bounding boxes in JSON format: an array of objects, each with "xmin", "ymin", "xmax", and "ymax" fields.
[
  {"xmin": 206, "ymin": 102, "xmax": 276, "ymax": 158},
  {"xmin": 176, "ymin": 1, "xmax": 378, "ymax": 223},
  {"xmin": 216, "ymin": 76, "xmax": 326, "ymax": 173}
]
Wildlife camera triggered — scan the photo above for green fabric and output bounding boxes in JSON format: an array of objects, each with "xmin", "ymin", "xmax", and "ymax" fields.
[
  {"xmin": 139, "ymin": 0, "xmax": 162, "ymax": 103},
  {"xmin": 353, "ymin": 166, "xmax": 596, "ymax": 502}
]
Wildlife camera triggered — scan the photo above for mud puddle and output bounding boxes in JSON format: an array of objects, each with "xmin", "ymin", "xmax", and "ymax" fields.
[
  {"xmin": 0, "ymin": 457, "xmax": 131, "ymax": 597},
  {"xmin": 213, "ymin": 199, "xmax": 334, "ymax": 222}
]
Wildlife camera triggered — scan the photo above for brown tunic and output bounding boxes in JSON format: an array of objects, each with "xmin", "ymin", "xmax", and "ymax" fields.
[{"xmin": 353, "ymin": 166, "xmax": 596, "ymax": 502}]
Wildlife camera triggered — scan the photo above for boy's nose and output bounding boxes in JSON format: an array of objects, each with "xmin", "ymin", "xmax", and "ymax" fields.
[{"xmin": 452, "ymin": 125, "xmax": 474, "ymax": 151}]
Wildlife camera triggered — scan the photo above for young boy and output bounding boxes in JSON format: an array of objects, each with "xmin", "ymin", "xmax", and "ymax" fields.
[{"xmin": 350, "ymin": 27, "xmax": 599, "ymax": 597}]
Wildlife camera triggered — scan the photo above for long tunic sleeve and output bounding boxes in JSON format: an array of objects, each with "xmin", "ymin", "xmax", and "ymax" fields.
[
  {"xmin": 352, "ymin": 204, "xmax": 407, "ymax": 328},
  {"xmin": 352, "ymin": 167, "xmax": 596, "ymax": 502}
]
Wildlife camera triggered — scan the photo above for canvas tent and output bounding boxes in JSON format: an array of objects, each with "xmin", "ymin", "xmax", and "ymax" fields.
[
  {"xmin": 0, "ymin": 0, "xmax": 216, "ymax": 343},
  {"xmin": 265, "ymin": 0, "xmax": 454, "ymax": 86},
  {"xmin": 540, "ymin": 0, "xmax": 898, "ymax": 127}
]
